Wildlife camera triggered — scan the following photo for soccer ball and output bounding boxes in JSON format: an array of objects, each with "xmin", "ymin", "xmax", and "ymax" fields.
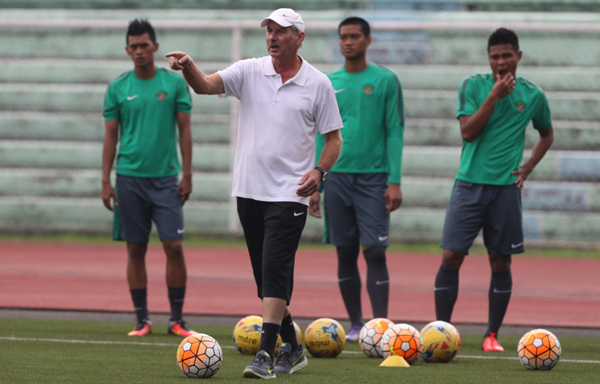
[
  {"xmin": 232, "ymin": 315, "xmax": 263, "ymax": 355},
  {"xmin": 358, "ymin": 318, "xmax": 395, "ymax": 358},
  {"xmin": 275, "ymin": 321, "xmax": 302, "ymax": 357},
  {"xmin": 177, "ymin": 333, "xmax": 223, "ymax": 378},
  {"xmin": 381, "ymin": 323, "xmax": 423, "ymax": 364},
  {"xmin": 304, "ymin": 318, "xmax": 346, "ymax": 357},
  {"xmin": 420, "ymin": 321, "xmax": 461, "ymax": 363},
  {"xmin": 518, "ymin": 329, "xmax": 561, "ymax": 370}
]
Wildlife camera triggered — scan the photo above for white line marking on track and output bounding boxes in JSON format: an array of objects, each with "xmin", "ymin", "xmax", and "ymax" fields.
[
  {"xmin": 2, "ymin": 337, "xmax": 599, "ymax": 364},
  {"xmin": 0, "ymin": 336, "xmax": 236, "ymax": 349}
]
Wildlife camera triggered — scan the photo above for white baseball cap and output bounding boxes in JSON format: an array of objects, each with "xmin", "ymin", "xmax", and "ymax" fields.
[{"xmin": 260, "ymin": 8, "xmax": 305, "ymax": 32}]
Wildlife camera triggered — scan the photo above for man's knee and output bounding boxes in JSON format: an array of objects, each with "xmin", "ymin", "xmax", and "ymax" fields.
[
  {"xmin": 489, "ymin": 254, "xmax": 511, "ymax": 272},
  {"xmin": 363, "ymin": 246, "xmax": 386, "ymax": 265},
  {"xmin": 442, "ymin": 248, "xmax": 466, "ymax": 269},
  {"xmin": 163, "ymin": 240, "xmax": 184, "ymax": 259}
]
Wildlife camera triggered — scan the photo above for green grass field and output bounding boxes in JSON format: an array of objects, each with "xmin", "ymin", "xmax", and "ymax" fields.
[{"xmin": 1, "ymin": 318, "xmax": 598, "ymax": 384}]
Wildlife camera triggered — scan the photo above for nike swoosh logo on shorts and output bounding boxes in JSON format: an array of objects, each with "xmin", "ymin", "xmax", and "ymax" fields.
[
  {"xmin": 375, "ymin": 280, "xmax": 389, "ymax": 285},
  {"xmin": 177, "ymin": 229, "xmax": 185, "ymax": 234},
  {"xmin": 127, "ymin": 95, "xmax": 139, "ymax": 101},
  {"xmin": 511, "ymin": 242, "xmax": 524, "ymax": 248},
  {"xmin": 378, "ymin": 236, "xmax": 388, "ymax": 241},
  {"xmin": 294, "ymin": 212, "xmax": 304, "ymax": 217},
  {"xmin": 338, "ymin": 276, "xmax": 353, "ymax": 283},
  {"xmin": 493, "ymin": 288, "xmax": 512, "ymax": 294},
  {"xmin": 434, "ymin": 287, "xmax": 450, "ymax": 291}
]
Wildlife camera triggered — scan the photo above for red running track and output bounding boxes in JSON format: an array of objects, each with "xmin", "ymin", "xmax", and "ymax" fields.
[{"xmin": 1, "ymin": 241, "xmax": 598, "ymax": 328}]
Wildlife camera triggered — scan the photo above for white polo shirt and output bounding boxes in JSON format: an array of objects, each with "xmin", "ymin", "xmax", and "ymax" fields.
[{"xmin": 218, "ymin": 56, "xmax": 343, "ymax": 205}]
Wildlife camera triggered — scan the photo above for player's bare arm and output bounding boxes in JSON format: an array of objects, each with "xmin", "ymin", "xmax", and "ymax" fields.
[
  {"xmin": 177, "ymin": 111, "xmax": 193, "ymax": 205},
  {"xmin": 297, "ymin": 129, "xmax": 342, "ymax": 197},
  {"xmin": 512, "ymin": 125, "xmax": 554, "ymax": 189},
  {"xmin": 385, "ymin": 183, "xmax": 403, "ymax": 215},
  {"xmin": 460, "ymin": 74, "xmax": 516, "ymax": 142},
  {"xmin": 101, "ymin": 119, "xmax": 119, "ymax": 211},
  {"xmin": 165, "ymin": 51, "xmax": 225, "ymax": 95}
]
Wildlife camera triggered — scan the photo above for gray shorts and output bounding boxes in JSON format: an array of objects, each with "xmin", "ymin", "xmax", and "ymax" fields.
[
  {"xmin": 324, "ymin": 172, "xmax": 390, "ymax": 247},
  {"xmin": 441, "ymin": 179, "xmax": 524, "ymax": 255},
  {"xmin": 114, "ymin": 174, "xmax": 184, "ymax": 243}
]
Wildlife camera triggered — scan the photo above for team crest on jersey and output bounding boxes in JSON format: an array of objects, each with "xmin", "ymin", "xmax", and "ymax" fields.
[
  {"xmin": 362, "ymin": 84, "xmax": 374, "ymax": 95},
  {"xmin": 515, "ymin": 101, "xmax": 526, "ymax": 112},
  {"xmin": 156, "ymin": 92, "xmax": 167, "ymax": 101}
]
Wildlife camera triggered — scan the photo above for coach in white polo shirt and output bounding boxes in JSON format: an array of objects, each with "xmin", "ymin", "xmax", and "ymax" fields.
[{"xmin": 167, "ymin": 8, "xmax": 343, "ymax": 379}]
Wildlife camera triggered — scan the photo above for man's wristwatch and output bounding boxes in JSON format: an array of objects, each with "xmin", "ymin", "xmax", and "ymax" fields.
[{"xmin": 314, "ymin": 166, "xmax": 328, "ymax": 181}]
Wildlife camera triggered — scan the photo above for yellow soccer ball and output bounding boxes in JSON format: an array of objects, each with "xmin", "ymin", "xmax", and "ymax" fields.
[{"xmin": 304, "ymin": 318, "xmax": 346, "ymax": 357}]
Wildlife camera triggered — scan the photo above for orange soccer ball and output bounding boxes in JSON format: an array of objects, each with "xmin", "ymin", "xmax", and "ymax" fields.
[
  {"xmin": 177, "ymin": 333, "xmax": 223, "ymax": 378},
  {"xmin": 381, "ymin": 323, "xmax": 423, "ymax": 364},
  {"xmin": 518, "ymin": 329, "xmax": 561, "ymax": 370}
]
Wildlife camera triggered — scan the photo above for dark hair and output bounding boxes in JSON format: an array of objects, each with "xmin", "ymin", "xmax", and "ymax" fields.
[
  {"xmin": 488, "ymin": 27, "xmax": 519, "ymax": 53},
  {"xmin": 127, "ymin": 19, "xmax": 156, "ymax": 44},
  {"xmin": 338, "ymin": 16, "xmax": 370, "ymax": 38}
]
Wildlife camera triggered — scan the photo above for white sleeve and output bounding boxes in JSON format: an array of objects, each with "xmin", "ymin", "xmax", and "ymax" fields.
[
  {"xmin": 217, "ymin": 60, "xmax": 247, "ymax": 99},
  {"xmin": 314, "ymin": 79, "xmax": 343, "ymax": 134}
]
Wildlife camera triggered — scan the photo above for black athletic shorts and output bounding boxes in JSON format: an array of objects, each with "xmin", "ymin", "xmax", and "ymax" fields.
[
  {"xmin": 236, "ymin": 197, "xmax": 307, "ymax": 304},
  {"xmin": 114, "ymin": 174, "xmax": 184, "ymax": 243},
  {"xmin": 441, "ymin": 180, "xmax": 524, "ymax": 255},
  {"xmin": 323, "ymin": 172, "xmax": 390, "ymax": 247}
]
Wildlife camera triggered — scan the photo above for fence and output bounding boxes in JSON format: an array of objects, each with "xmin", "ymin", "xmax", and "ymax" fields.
[{"xmin": 1, "ymin": 9, "xmax": 600, "ymax": 246}]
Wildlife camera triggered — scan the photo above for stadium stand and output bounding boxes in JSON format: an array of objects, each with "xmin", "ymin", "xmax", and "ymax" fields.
[{"xmin": 1, "ymin": 3, "xmax": 600, "ymax": 244}]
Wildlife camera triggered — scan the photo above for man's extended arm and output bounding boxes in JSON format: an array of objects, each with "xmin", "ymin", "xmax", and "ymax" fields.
[{"xmin": 166, "ymin": 51, "xmax": 225, "ymax": 95}]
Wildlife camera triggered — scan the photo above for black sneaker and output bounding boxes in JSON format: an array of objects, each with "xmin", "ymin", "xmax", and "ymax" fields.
[
  {"xmin": 242, "ymin": 350, "xmax": 276, "ymax": 379},
  {"xmin": 274, "ymin": 343, "xmax": 308, "ymax": 374}
]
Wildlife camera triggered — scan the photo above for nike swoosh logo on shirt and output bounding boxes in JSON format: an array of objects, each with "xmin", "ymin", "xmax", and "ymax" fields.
[
  {"xmin": 334, "ymin": 88, "xmax": 345, "ymax": 94},
  {"xmin": 127, "ymin": 95, "xmax": 139, "ymax": 101}
]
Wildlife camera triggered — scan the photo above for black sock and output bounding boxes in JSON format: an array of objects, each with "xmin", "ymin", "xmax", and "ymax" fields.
[
  {"xmin": 259, "ymin": 322, "xmax": 281, "ymax": 359},
  {"xmin": 434, "ymin": 264, "xmax": 459, "ymax": 322},
  {"xmin": 168, "ymin": 286, "xmax": 186, "ymax": 322},
  {"xmin": 486, "ymin": 270, "xmax": 512, "ymax": 337},
  {"xmin": 280, "ymin": 314, "xmax": 300, "ymax": 351},
  {"xmin": 337, "ymin": 245, "xmax": 363, "ymax": 327},
  {"xmin": 364, "ymin": 247, "xmax": 389, "ymax": 319},
  {"xmin": 130, "ymin": 288, "xmax": 148, "ymax": 324}
]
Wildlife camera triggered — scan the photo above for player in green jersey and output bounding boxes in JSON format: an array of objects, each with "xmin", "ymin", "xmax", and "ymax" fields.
[
  {"xmin": 434, "ymin": 28, "xmax": 554, "ymax": 352},
  {"xmin": 101, "ymin": 19, "xmax": 195, "ymax": 338},
  {"xmin": 309, "ymin": 17, "xmax": 405, "ymax": 341}
]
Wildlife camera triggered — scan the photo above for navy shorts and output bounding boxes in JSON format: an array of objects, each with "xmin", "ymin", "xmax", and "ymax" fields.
[
  {"xmin": 441, "ymin": 180, "xmax": 524, "ymax": 255},
  {"xmin": 114, "ymin": 174, "xmax": 184, "ymax": 243},
  {"xmin": 236, "ymin": 197, "xmax": 307, "ymax": 304},
  {"xmin": 323, "ymin": 172, "xmax": 390, "ymax": 247}
]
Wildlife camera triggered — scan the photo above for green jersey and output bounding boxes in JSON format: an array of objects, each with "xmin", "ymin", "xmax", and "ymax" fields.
[
  {"xmin": 317, "ymin": 63, "xmax": 405, "ymax": 184},
  {"xmin": 456, "ymin": 73, "xmax": 552, "ymax": 185},
  {"xmin": 103, "ymin": 68, "xmax": 192, "ymax": 177}
]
